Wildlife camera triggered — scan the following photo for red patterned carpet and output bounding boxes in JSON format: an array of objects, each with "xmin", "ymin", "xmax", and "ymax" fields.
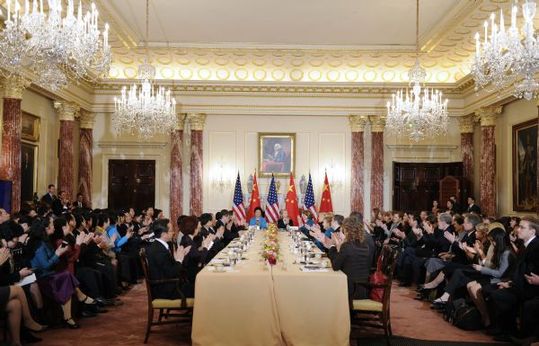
[{"xmin": 36, "ymin": 283, "xmax": 497, "ymax": 345}]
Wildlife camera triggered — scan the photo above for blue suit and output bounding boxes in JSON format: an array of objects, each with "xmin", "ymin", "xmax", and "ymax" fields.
[{"xmin": 248, "ymin": 217, "xmax": 268, "ymax": 229}]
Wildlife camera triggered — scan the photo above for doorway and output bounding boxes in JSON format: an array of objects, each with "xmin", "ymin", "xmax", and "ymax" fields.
[
  {"xmin": 108, "ymin": 160, "xmax": 155, "ymax": 211},
  {"xmin": 392, "ymin": 162, "xmax": 467, "ymax": 213}
]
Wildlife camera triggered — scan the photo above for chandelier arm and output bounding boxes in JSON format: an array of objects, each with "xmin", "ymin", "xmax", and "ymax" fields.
[
  {"xmin": 145, "ymin": 0, "xmax": 150, "ymax": 57},
  {"xmin": 416, "ymin": 0, "xmax": 419, "ymax": 57}
]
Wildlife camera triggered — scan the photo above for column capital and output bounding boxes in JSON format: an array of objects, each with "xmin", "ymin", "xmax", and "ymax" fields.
[
  {"xmin": 2, "ymin": 75, "xmax": 30, "ymax": 99},
  {"xmin": 187, "ymin": 113, "xmax": 206, "ymax": 131},
  {"xmin": 176, "ymin": 113, "xmax": 187, "ymax": 131},
  {"xmin": 369, "ymin": 115, "xmax": 386, "ymax": 133},
  {"xmin": 475, "ymin": 106, "xmax": 502, "ymax": 127},
  {"xmin": 458, "ymin": 115, "xmax": 475, "ymax": 134},
  {"xmin": 348, "ymin": 115, "xmax": 369, "ymax": 132},
  {"xmin": 79, "ymin": 110, "xmax": 95, "ymax": 129},
  {"xmin": 54, "ymin": 101, "xmax": 80, "ymax": 121}
]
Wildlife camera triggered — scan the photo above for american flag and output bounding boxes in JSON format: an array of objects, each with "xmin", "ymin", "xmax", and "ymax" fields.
[
  {"xmin": 265, "ymin": 175, "xmax": 280, "ymax": 223},
  {"xmin": 304, "ymin": 173, "xmax": 318, "ymax": 221},
  {"xmin": 232, "ymin": 172, "xmax": 246, "ymax": 224}
]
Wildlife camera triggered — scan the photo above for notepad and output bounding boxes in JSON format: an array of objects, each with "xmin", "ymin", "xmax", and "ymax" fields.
[{"xmin": 17, "ymin": 273, "xmax": 36, "ymax": 286}]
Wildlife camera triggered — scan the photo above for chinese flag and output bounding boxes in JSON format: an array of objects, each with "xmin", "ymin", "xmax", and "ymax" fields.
[
  {"xmin": 247, "ymin": 172, "xmax": 261, "ymax": 220},
  {"xmin": 285, "ymin": 173, "xmax": 301, "ymax": 226},
  {"xmin": 319, "ymin": 172, "xmax": 333, "ymax": 213}
]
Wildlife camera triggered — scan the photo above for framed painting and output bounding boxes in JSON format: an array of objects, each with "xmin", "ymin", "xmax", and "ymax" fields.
[
  {"xmin": 21, "ymin": 142, "xmax": 38, "ymax": 203},
  {"xmin": 513, "ymin": 118, "xmax": 538, "ymax": 212},
  {"xmin": 21, "ymin": 112, "xmax": 40, "ymax": 142},
  {"xmin": 258, "ymin": 133, "xmax": 295, "ymax": 177}
]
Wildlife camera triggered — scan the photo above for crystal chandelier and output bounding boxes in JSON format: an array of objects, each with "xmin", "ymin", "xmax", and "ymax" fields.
[
  {"xmin": 386, "ymin": 0, "xmax": 448, "ymax": 142},
  {"xmin": 0, "ymin": 0, "xmax": 111, "ymax": 91},
  {"xmin": 472, "ymin": 1, "xmax": 539, "ymax": 100},
  {"xmin": 112, "ymin": 0, "xmax": 176, "ymax": 138}
]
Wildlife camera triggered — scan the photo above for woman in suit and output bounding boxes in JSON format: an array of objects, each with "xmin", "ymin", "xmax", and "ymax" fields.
[
  {"xmin": 277, "ymin": 210, "xmax": 293, "ymax": 229},
  {"xmin": 327, "ymin": 217, "xmax": 370, "ymax": 300},
  {"xmin": 248, "ymin": 207, "xmax": 268, "ymax": 229},
  {"xmin": 179, "ymin": 216, "xmax": 213, "ymax": 297}
]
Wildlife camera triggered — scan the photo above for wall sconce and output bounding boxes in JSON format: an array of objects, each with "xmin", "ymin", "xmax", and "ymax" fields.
[
  {"xmin": 325, "ymin": 161, "xmax": 345, "ymax": 191},
  {"xmin": 209, "ymin": 161, "xmax": 234, "ymax": 193}
]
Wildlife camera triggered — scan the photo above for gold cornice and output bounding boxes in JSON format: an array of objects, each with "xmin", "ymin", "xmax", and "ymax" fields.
[
  {"xmin": 369, "ymin": 115, "xmax": 386, "ymax": 133},
  {"xmin": 54, "ymin": 101, "xmax": 80, "ymax": 121},
  {"xmin": 2, "ymin": 75, "xmax": 31, "ymax": 99},
  {"xmin": 475, "ymin": 106, "xmax": 503, "ymax": 127},
  {"xmin": 458, "ymin": 115, "xmax": 474, "ymax": 134},
  {"xmin": 79, "ymin": 111, "xmax": 96, "ymax": 129},
  {"xmin": 187, "ymin": 113, "xmax": 206, "ymax": 131},
  {"xmin": 348, "ymin": 115, "xmax": 368, "ymax": 132},
  {"xmin": 176, "ymin": 113, "xmax": 187, "ymax": 131},
  {"xmin": 93, "ymin": 80, "xmax": 468, "ymax": 97}
]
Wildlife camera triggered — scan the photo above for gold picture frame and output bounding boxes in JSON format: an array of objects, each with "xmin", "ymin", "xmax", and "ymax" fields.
[
  {"xmin": 512, "ymin": 118, "xmax": 538, "ymax": 212},
  {"xmin": 21, "ymin": 141, "xmax": 38, "ymax": 204},
  {"xmin": 258, "ymin": 133, "xmax": 295, "ymax": 177},
  {"xmin": 21, "ymin": 112, "xmax": 40, "ymax": 142}
]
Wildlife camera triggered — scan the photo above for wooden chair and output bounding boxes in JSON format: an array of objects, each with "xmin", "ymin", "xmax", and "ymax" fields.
[
  {"xmin": 139, "ymin": 248, "xmax": 194, "ymax": 343},
  {"xmin": 350, "ymin": 246, "xmax": 399, "ymax": 345}
]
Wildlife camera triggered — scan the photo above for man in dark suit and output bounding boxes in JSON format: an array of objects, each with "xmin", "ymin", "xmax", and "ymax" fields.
[
  {"xmin": 466, "ymin": 196, "xmax": 481, "ymax": 215},
  {"xmin": 74, "ymin": 193, "xmax": 85, "ymax": 209},
  {"xmin": 489, "ymin": 216, "xmax": 539, "ymax": 341},
  {"xmin": 41, "ymin": 184, "xmax": 56, "ymax": 206},
  {"xmin": 146, "ymin": 219, "xmax": 191, "ymax": 299}
]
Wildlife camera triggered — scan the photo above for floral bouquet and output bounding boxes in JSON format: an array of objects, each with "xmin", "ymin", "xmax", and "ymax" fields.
[{"xmin": 262, "ymin": 223, "xmax": 280, "ymax": 265}]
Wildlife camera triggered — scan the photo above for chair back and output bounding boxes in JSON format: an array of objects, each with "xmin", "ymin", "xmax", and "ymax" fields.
[
  {"xmin": 380, "ymin": 246, "xmax": 399, "ymax": 317},
  {"xmin": 139, "ymin": 248, "xmax": 155, "ymax": 308}
]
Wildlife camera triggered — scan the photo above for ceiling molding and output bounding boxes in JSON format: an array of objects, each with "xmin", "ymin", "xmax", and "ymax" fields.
[{"xmin": 97, "ymin": 141, "xmax": 168, "ymax": 149}]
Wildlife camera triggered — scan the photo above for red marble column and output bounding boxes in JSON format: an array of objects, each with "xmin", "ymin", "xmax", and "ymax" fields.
[
  {"xmin": 188, "ymin": 113, "xmax": 206, "ymax": 216},
  {"xmin": 170, "ymin": 114, "xmax": 185, "ymax": 228},
  {"xmin": 459, "ymin": 116, "xmax": 474, "ymax": 191},
  {"xmin": 78, "ymin": 111, "xmax": 94, "ymax": 208},
  {"xmin": 477, "ymin": 106, "xmax": 501, "ymax": 217},
  {"xmin": 0, "ymin": 76, "xmax": 29, "ymax": 213},
  {"xmin": 55, "ymin": 101, "xmax": 79, "ymax": 201},
  {"xmin": 370, "ymin": 116, "xmax": 385, "ymax": 211},
  {"xmin": 349, "ymin": 115, "xmax": 367, "ymax": 214},
  {"xmin": 537, "ymin": 104, "xmax": 539, "ymax": 215}
]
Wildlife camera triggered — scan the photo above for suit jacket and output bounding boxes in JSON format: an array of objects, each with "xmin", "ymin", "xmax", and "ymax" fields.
[
  {"xmin": 451, "ymin": 230, "xmax": 476, "ymax": 264},
  {"xmin": 146, "ymin": 240, "xmax": 184, "ymax": 299},
  {"xmin": 467, "ymin": 204, "xmax": 481, "ymax": 214},
  {"xmin": 512, "ymin": 237, "xmax": 539, "ymax": 299},
  {"xmin": 328, "ymin": 241, "xmax": 370, "ymax": 299},
  {"xmin": 41, "ymin": 193, "xmax": 55, "ymax": 207},
  {"xmin": 180, "ymin": 235, "xmax": 209, "ymax": 286}
]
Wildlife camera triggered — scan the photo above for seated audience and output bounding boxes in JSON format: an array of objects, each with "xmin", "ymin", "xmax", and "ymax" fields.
[{"xmin": 486, "ymin": 216, "xmax": 539, "ymax": 342}]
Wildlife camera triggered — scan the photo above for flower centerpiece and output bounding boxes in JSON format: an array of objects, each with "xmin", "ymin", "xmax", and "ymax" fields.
[{"xmin": 262, "ymin": 223, "xmax": 280, "ymax": 265}]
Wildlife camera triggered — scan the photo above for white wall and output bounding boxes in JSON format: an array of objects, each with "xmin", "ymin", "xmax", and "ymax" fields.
[
  {"xmin": 20, "ymin": 90, "xmax": 58, "ymax": 197},
  {"xmin": 495, "ymin": 99, "xmax": 538, "ymax": 216},
  {"xmin": 91, "ymin": 112, "xmax": 172, "ymax": 216},
  {"xmin": 382, "ymin": 117, "xmax": 462, "ymax": 212},
  {"xmin": 202, "ymin": 114, "xmax": 352, "ymax": 215}
]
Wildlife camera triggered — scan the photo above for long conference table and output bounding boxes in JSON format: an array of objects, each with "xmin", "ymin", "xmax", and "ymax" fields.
[{"xmin": 191, "ymin": 231, "xmax": 350, "ymax": 346}]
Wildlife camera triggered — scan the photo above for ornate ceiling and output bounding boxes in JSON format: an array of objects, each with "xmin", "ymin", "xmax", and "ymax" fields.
[
  {"xmin": 0, "ymin": 0, "xmax": 517, "ymax": 88},
  {"xmin": 90, "ymin": 0, "xmax": 516, "ymax": 85}
]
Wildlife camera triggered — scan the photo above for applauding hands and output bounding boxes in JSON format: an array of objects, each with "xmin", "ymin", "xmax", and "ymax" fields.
[{"xmin": 174, "ymin": 245, "xmax": 192, "ymax": 263}]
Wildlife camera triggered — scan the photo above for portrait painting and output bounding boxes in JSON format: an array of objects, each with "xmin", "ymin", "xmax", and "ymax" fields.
[
  {"xmin": 21, "ymin": 112, "xmax": 40, "ymax": 142},
  {"xmin": 21, "ymin": 142, "xmax": 38, "ymax": 203},
  {"xmin": 513, "ymin": 118, "xmax": 538, "ymax": 212},
  {"xmin": 258, "ymin": 133, "xmax": 295, "ymax": 177}
]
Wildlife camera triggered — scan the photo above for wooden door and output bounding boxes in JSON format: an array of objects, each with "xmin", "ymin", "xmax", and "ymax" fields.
[
  {"xmin": 393, "ymin": 162, "xmax": 465, "ymax": 213},
  {"xmin": 108, "ymin": 160, "xmax": 155, "ymax": 211}
]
